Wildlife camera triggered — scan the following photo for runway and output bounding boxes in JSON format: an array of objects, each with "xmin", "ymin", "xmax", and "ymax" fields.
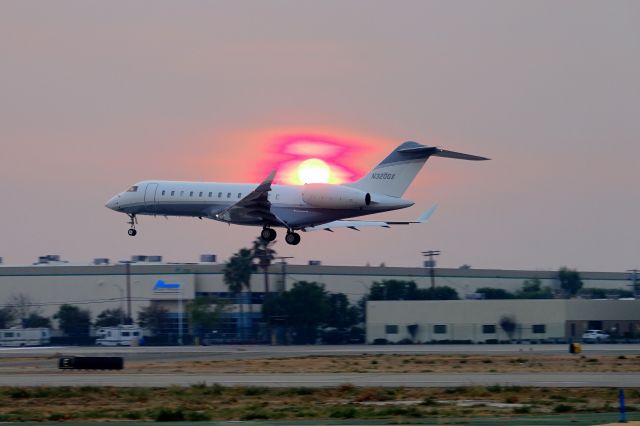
[
  {"xmin": 1, "ymin": 372, "xmax": 639, "ymax": 388},
  {"xmin": 1, "ymin": 343, "xmax": 639, "ymax": 362}
]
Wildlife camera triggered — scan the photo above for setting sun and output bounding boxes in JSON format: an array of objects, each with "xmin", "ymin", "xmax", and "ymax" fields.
[{"xmin": 297, "ymin": 158, "xmax": 331, "ymax": 184}]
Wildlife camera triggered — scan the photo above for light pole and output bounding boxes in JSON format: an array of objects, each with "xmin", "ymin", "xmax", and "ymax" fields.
[
  {"xmin": 275, "ymin": 257, "xmax": 294, "ymax": 292},
  {"xmin": 99, "ymin": 281, "xmax": 125, "ymax": 324},
  {"xmin": 422, "ymin": 250, "xmax": 441, "ymax": 289}
]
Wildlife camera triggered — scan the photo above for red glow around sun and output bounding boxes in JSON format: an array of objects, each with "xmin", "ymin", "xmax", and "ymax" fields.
[{"xmin": 259, "ymin": 133, "xmax": 366, "ymax": 185}]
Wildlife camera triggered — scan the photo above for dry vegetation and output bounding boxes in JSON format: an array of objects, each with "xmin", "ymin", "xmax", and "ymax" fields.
[
  {"xmin": 0, "ymin": 384, "xmax": 635, "ymax": 422},
  {"xmin": 123, "ymin": 353, "xmax": 640, "ymax": 374}
]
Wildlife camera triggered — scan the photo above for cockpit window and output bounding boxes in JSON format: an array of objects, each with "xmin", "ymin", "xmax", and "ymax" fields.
[{"xmin": 127, "ymin": 186, "xmax": 138, "ymax": 192}]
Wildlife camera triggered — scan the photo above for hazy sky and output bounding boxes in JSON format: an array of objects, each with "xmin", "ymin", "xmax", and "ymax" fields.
[{"xmin": 1, "ymin": 1, "xmax": 638, "ymax": 271}]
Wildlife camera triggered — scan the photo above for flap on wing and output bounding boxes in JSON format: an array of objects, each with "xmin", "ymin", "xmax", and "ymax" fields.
[{"xmin": 304, "ymin": 204, "xmax": 438, "ymax": 232}]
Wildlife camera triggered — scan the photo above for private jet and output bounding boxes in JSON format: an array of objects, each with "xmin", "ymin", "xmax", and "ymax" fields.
[{"xmin": 105, "ymin": 141, "xmax": 488, "ymax": 245}]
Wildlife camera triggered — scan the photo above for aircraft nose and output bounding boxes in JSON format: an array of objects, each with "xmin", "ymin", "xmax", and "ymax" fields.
[{"xmin": 105, "ymin": 195, "xmax": 120, "ymax": 211}]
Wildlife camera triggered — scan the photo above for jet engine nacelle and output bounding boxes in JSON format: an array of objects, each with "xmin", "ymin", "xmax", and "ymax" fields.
[{"xmin": 302, "ymin": 184, "xmax": 371, "ymax": 209}]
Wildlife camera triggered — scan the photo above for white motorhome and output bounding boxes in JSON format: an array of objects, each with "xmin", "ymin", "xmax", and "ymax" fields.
[
  {"xmin": 0, "ymin": 328, "xmax": 50, "ymax": 346},
  {"xmin": 96, "ymin": 325, "xmax": 142, "ymax": 346}
]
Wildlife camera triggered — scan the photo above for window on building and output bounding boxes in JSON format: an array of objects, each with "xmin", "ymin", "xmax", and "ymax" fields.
[
  {"xmin": 122, "ymin": 331, "xmax": 130, "ymax": 337},
  {"xmin": 171, "ymin": 191, "xmax": 175, "ymax": 196},
  {"xmin": 218, "ymin": 192, "xmax": 222, "ymax": 198},
  {"xmin": 532, "ymin": 324, "xmax": 546, "ymax": 334},
  {"xmin": 161, "ymin": 190, "xmax": 165, "ymax": 196},
  {"xmin": 433, "ymin": 324, "xmax": 447, "ymax": 334},
  {"xmin": 385, "ymin": 325, "xmax": 398, "ymax": 334},
  {"xmin": 208, "ymin": 192, "xmax": 212, "ymax": 197},
  {"xmin": 227, "ymin": 192, "xmax": 231, "ymax": 198},
  {"xmin": 189, "ymin": 191, "xmax": 194, "ymax": 196},
  {"xmin": 482, "ymin": 325, "xmax": 496, "ymax": 334},
  {"xmin": 238, "ymin": 193, "xmax": 242, "ymax": 198},
  {"xmin": 199, "ymin": 192, "xmax": 203, "ymax": 197}
]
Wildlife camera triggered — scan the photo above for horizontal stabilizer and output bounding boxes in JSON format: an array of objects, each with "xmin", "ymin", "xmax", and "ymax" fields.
[{"xmin": 432, "ymin": 149, "xmax": 490, "ymax": 161}]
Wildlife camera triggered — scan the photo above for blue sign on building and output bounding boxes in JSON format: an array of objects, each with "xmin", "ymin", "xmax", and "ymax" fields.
[{"xmin": 153, "ymin": 280, "xmax": 181, "ymax": 291}]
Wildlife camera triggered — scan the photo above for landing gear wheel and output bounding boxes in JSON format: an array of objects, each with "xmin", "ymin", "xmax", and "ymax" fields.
[
  {"xmin": 285, "ymin": 232, "xmax": 301, "ymax": 245},
  {"xmin": 127, "ymin": 214, "xmax": 138, "ymax": 236},
  {"xmin": 260, "ymin": 228, "xmax": 277, "ymax": 242}
]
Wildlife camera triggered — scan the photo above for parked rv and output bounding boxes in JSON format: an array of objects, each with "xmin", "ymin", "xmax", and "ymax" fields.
[
  {"xmin": 96, "ymin": 325, "xmax": 142, "ymax": 346},
  {"xmin": 0, "ymin": 328, "xmax": 50, "ymax": 346}
]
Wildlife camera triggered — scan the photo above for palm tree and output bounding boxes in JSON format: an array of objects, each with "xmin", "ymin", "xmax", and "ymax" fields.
[
  {"xmin": 251, "ymin": 238, "xmax": 277, "ymax": 295},
  {"xmin": 223, "ymin": 248, "xmax": 254, "ymax": 339}
]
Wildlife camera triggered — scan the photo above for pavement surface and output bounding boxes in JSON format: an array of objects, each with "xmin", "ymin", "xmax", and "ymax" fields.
[{"xmin": 2, "ymin": 371, "xmax": 640, "ymax": 388}]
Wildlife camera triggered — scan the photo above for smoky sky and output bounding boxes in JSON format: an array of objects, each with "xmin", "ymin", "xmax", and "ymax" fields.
[{"xmin": 0, "ymin": 1, "xmax": 638, "ymax": 271}]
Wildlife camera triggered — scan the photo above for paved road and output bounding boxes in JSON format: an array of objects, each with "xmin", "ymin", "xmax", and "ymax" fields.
[
  {"xmin": 1, "ymin": 372, "xmax": 639, "ymax": 388},
  {"xmin": 1, "ymin": 344, "xmax": 639, "ymax": 362}
]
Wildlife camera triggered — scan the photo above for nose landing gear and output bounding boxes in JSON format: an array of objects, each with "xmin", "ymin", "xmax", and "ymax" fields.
[
  {"xmin": 285, "ymin": 231, "xmax": 301, "ymax": 245},
  {"xmin": 127, "ymin": 214, "xmax": 138, "ymax": 236}
]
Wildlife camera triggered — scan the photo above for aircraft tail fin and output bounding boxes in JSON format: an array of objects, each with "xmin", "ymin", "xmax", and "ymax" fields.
[{"xmin": 346, "ymin": 141, "xmax": 488, "ymax": 197}]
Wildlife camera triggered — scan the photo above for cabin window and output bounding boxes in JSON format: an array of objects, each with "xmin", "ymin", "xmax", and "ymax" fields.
[
  {"xmin": 161, "ymin": 190, "xmax": 165, "ymax": 196},
  {"xmin": 237, "ymin": 193, "xmax": 242, "ymax": 198},
  {"xmin": 126, "ymin": 186, "xmax": 138, "ymax": 192},
  {"xmin": 218, "ymin": 192, "xmax": 222, "ymax": 198},
  {"xmin": 208, "ymin": 192, "xmax": 212, "ymax": 197},
  {"xmin": 227, "ymin": 192, "xmax": 231, "ymax": 198},
  {"xmin": 199, "ymin": 192, "xmax": 203, "ymax": 197},
  {"xmin": 122, "ymin": 331, "xmax": 130, "ymax": 337},
  {"xmin": 189, "ymin": 191, "xmax": 194, "ymax": 197},
  {"xmin": 4, "ymin": 332, "xmax": 13, "ymax": 338},
  {"xmin": 133, "ymin": 331, "xmax": 140, "ymax": 336},
  {"xmin": 171, "ymin": 191, "xmax": 175, "ymax": 196}
]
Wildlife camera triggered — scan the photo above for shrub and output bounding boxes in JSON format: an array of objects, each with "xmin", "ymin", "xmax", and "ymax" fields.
[
  {"xmin": 154, "ymin": 407, "xmax": 185, "ymax": 421},
  {"xmin": 554, "ymin": 404, "xmax": 573, "ymax": 413},
  {"xmin": 329, "ymin": 406, "xmax": 357, "ymax": 418}
]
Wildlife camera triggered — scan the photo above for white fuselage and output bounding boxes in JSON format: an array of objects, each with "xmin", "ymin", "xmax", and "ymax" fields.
[{"xmin": 106, "ymin": 180, "xmax": 413, "ymax": 229}]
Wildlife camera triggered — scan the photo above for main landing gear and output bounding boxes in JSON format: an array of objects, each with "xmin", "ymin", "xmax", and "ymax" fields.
[
  {"xmin": 127, "ymin": 214, "xmax": 138, "ymax": 237},
  {"xmin": 285, "ymin": 231, "xmax": 301, "ymax": 246},
  {"xmin": 260, "ymin": 227, "xmax": 277, "ymax": 242}
]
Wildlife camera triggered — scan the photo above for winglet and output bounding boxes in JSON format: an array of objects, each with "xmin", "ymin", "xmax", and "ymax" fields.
[
  {"xmin": 255, "ymin": 170, "xmax": 277, "ymax": 193},
  {"xmin": 417, "ymin": 204, "xmax": 438, "ymax": 223}
]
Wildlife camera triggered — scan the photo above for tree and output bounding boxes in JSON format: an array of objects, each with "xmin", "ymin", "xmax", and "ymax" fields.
[
  {"xmin": 94, "ymin": 308, "xmax": 125, "ymax": 327},
  {"xmin": 186, "ymin": 296, "xmax": 228, "ymax": 338},
  {"xmin": 558, "ymin": 267, "xmax": 583, "ymax": 297},
  {"xmin": 414, "ymin": 286, "xmax": 459, "ymax": 300},
  {"xmin": 6, "ymin": 293, "xmax": 42, "ymax": 326},
  {"xmin": 223, "ymin": 248, "xmax": 255, "ymax": 339},
  {"xmin": 499, "ymin": 315, "xmax": 517, "ymax": 340},
  {"xmin": 263, "ymin": 281, "xmax": 330, "ymax": 344},
  {"xmin": 251, "ymin": 238, "xmax": 277, "ymax": 295},
  {"xmin": 515, "ymin": 278, "xmax": 554, "ymax": 299},
  {"xmin": 0, "ymin": 308, "xmax": 16, "ymax": 329},
  {"xmin": 137, "ymin": 304, "xmax": 169, "ymax": 336},
  {"xmin": 476, "ymin": 287, "xmax": 514, "ymax": 299},
  {"xmin": 23, "ymin": 313, "xmax": 51, "ymax": 328},
  {"xmin": 325, "ymin": 293, "xmax": 358, "ymax": 330},
  {"xmin": 368, "ymin": 280, "xmax": 418, "ymax": 300},
  {"xmin": 54, "ymin": 304, "xmax": 91, "ymax": 337}
]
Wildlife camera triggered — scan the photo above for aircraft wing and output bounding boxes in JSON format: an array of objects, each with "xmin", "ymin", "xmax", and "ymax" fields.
[
  {"xmin": 213, "ymin": 170, "xmax": 286, "ymax": 226},
  {"xmin": 304, "ymin": 204, "xmax": 438, "ymax": 232}
]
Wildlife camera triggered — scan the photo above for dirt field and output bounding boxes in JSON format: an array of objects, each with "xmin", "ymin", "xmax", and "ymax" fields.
[{"xmin": 124, "ymin": 353, "xmax": 640, "ymax": 374}]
